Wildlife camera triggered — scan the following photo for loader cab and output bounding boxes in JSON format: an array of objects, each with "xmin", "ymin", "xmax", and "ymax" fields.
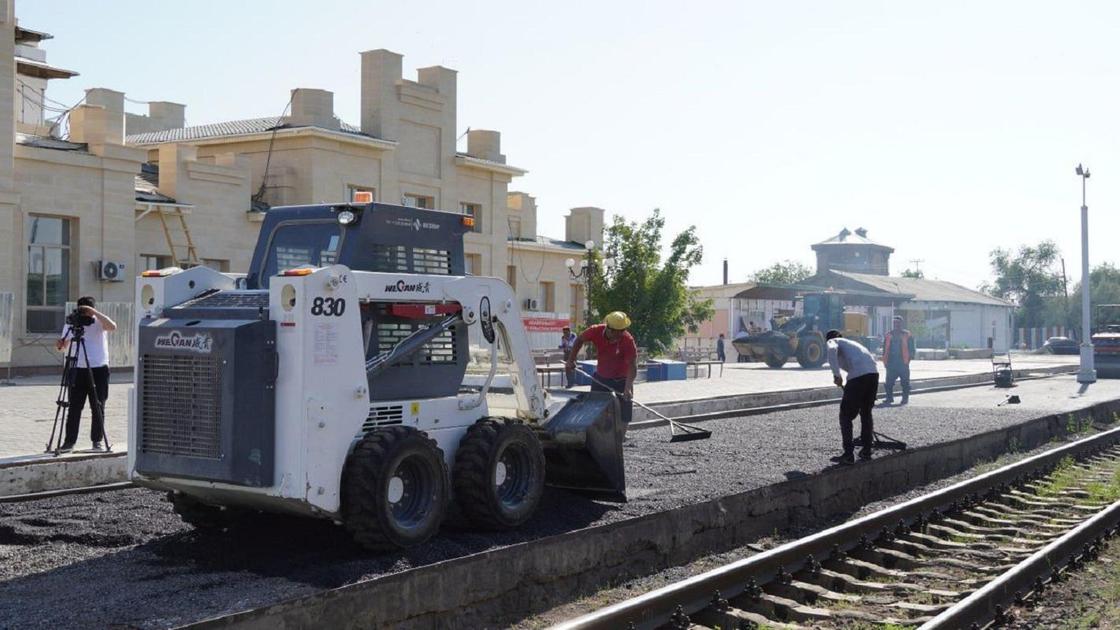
[
  {"xmin": 246, "ymin": 202, "xmax": 470, "ymax": 290},
  {"xmin": 247, "ymin": 202, "xmax": 474, "ymax": 400}
]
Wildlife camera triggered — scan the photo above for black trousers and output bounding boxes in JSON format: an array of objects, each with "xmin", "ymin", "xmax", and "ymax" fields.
[
  {"xmin": 885, "ymin": 363, "xmax": 911, "ymax": 400},
  {"xmin": 591, "ymin": 375, "xmax": 633, "ymax": 424},
  {"xmin": 65, "ymin": 365, "xmax": 109, "ymax": 445},
  {"xmin": 839, "ymin": 372, "xmax": 878, "ymax": 454}
]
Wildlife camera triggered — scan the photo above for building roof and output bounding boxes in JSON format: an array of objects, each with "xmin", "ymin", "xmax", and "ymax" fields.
[
  {"xmin": 812, "ymin": 227, "xmax": 893, "ymax": 251},
  {"xmin": 16, "ymin": 132, "xmax": 85, "ymax": 152},
  {"xmin": 134, "ymin": 163, "xmax": 178, "ymax": 204},
  {"xmin": 15, "ymin": 25, "xmax": 53, "ymax": 44},
  {"xmin": 831, "ymin": 270, "xmax": 1011, "ymax": 307},
  {"xmin": 15, "ymin": 57, "xmax": 78, "ymax": 80},
  {"xmin": 508, "ymin": 236, "xmax": 587, "ymax": 251},
  {"xmin": 125, "ymin": 116, "xmax": 372, "ymax": 145}
]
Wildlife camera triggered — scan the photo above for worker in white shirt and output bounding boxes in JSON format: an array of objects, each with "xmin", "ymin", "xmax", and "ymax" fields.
[{"xmin": 826, "ymin": 329, "xmax": 879, "ymax": 465}]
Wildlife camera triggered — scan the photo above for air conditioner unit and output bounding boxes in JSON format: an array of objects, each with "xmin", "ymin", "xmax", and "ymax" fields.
[
  {"xmin": 524, "ymin": 298, "xmax": 539, "ymax": 311},
  {"xmin": 95, "ymin": 260, "xmax": 126, "ymax": 282}
]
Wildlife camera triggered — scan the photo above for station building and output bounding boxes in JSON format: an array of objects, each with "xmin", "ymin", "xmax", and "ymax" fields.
[
  {"xmin": 1, "ymin": 2, "xmax": 600, "ymax": 370},
  {"xmin": 684, "ymin": 228, "xmax": 1014, "ymax": 359}
]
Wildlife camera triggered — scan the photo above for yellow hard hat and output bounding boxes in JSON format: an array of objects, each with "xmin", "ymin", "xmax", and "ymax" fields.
[{"xmin": 604, "ymin": 311, "xmax": 631, "ymax": 330}]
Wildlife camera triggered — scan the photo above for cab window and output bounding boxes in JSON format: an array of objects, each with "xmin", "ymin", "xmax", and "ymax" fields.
[{"xmin": 259, "ymin": 221, "xmax": 343, "ymax": 288}]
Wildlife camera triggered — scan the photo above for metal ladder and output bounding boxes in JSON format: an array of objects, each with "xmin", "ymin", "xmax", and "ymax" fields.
[{"xmin": 155, "ymin": 207, "xmax": 200, "ymax": 268}]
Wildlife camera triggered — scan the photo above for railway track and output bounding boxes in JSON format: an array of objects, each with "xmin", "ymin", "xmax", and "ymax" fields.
[{"xmin": 554, "ymin": 425, "xmax": 1120, "ymax": 630}]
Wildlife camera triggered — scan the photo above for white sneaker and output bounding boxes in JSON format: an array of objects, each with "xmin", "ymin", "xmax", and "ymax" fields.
[{"xmin": 91, "ymin": 442, "xmax": 105, "ymax": 452}]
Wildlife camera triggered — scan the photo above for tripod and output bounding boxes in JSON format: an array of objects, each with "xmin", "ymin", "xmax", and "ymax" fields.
[{"xmin": 45, "ymin": 325, "xmax": 112, "ymax": 455}]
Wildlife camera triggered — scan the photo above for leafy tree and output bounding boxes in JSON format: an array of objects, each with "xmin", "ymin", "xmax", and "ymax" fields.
[
  {"xmin": 986, "ymin": 241, "xmax": 1064, "ymax": 328},
  {"xmin": 901, "ymin": 268, "xmax": 924, "ymax": 279},
  {"xmin": 1070, "ymin": 262, "xmax": 1120, "ymax": 337},
  {"xmin": 749, "ymin": 260, "xmax": 814, "ymax": 285},
  {"xmin": 588, "ymin": 209, "xmax": 713, "ymax": 355}
]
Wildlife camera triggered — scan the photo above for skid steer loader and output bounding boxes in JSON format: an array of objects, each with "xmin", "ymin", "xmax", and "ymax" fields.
[{"xmin": 127, "ymin": 201, "xmax": 626, "ymax": 550}]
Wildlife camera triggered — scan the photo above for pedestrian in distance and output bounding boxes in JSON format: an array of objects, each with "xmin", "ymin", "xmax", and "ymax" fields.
[
  {"xmin": 559, "ymin": 325, "xmax": 578, "ymax": 388},
  {"xmin": 55, "ymin": 296, "xmax": 117, "ymax": 452},
  {"xmin": 883, "ymin": 315, "xmax": 916, "ymax": 405},
  {"xmin": 826, "ymin": 329, "xmax": 879, "ymax": 465},
  {"xmin": 564, "ymin": 311, "xmax": 638, "ymax": 424},
  {"xmin": 716, "ymin": 333, "xmax": 727, "ymax": 363}
]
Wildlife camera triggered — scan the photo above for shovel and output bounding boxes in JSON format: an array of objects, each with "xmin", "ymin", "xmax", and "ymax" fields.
[{"xmin": 575, "ymin": 367, "xmax": 712, "ymax": 443}]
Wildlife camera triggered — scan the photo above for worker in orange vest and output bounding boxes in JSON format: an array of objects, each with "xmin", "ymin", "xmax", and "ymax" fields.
[{"xmin": 883, "ymin": 316, "xmax": 916, "ymax": 404}]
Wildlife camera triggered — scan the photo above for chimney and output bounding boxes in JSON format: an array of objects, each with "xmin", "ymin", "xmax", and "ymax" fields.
[
  {"xmin": 466, "ymin": 129, "xmax": 504, "ymax": 163},
  {"xmin": 723, "ymin": 259, "xmax": 729, "ymax": 285},
  {"xmin": 148, "ymin": 101, "xmax": 185, "ymax": 130},
  {"xmin": 854, "ymin": 227, "xmax": 868, "ymax": 238},
  {"xmin": 82, "ymin": 88, "xmax": 125, "ymax": 144},
  {"xmin": 157, "ymin": 143, "xmax": 197, "ymax": 199},
  {"xmin": 360, "ymin": 49, "xmax": 402, "ymax": 139},
  {"xmin": 287, "ymin": 88, "xmax": 337, "ymax": 129}
]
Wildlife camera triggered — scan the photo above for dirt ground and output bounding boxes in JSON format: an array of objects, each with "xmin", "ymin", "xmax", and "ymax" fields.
[{"xmin": 1005, "ymin": 540, "xmax": 1120, "ymax": 629}]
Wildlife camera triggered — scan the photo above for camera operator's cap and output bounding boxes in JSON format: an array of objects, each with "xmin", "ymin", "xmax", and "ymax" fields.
[
  {"xmin": 825, "ymin": 329, "xmax": 842, "ymax": 340},
  {"xmin": 893, "ymin": 315, "xmax": 904, "ymax": 323},
  {"xmin": 605, "ymin": 311, "xmax": 631, "ymax": 330}
]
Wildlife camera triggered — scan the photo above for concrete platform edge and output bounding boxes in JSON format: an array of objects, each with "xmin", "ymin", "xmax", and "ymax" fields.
[
  {"xmin": 181, "ymin": 397, "xmax": 1120, "ymax": 630},
  {"xmin": 0, "ymin": 452, "xmax": 126, "ymax": 497}
]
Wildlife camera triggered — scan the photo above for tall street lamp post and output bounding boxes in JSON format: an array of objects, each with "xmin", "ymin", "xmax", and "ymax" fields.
[
  {"xmin": 565, "ymin": 240, "xmax": 596, "ymax": 327},
  {"xmin": 1076, "ymin": 164, "xmax": 1096, "ymax": 384}
]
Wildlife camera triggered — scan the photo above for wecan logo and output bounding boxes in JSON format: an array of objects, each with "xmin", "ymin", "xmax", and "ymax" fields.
[
  {"xmin": 385, "ymin": 279, "xmax": 431, "ymax": 293},
  {"xmin": 154, "ymin": 331, "xmax": 214, "ymax": 353}
]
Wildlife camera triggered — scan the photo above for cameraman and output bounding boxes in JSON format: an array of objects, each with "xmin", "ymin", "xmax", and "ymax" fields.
[{"xmin": 55, "ymin": 296, "xmax": 117, "ymax": 452}]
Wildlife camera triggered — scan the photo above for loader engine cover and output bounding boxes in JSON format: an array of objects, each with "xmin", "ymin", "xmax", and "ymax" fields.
[{"xmin": 135, "ymin": 317, "xmax": 277, "ymax": 487}]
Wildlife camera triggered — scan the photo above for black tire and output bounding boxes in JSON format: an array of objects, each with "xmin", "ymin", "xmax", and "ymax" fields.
[
  {"xmin": 453, "ymin": 418, "xmax": 545, "ymax": 530},
  {"xmin": 167, "ymin": 492, "xmax": 243, "ymax": 531},
  {"xmin": 763, "ymin": 351, "xmax": 787, "ymax": 368},
  {"xmin": 341, "ymin": 426, "xmax": 448, "ymax": 550},
  {"xmin": 797, "ymin": 336, "xmax": 826, "ymax": 368}
]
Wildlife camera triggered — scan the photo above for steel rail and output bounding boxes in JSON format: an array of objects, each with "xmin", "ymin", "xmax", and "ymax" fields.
[
  {"xmin": 552, "ymin": 423, "xmax": 1120, "ymax": 630},
  {"xmin": 0, "ymin": 481, "xmax": 135, "ymax": 503},
  {"xmin": 921, "ymin": 495, "xmax": 1120, "ymax": 629}
]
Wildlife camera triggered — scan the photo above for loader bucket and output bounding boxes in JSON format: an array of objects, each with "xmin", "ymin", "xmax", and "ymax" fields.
[{"xmin": 538, "ymin": 391, "xmax": 626, "ymax": 501}]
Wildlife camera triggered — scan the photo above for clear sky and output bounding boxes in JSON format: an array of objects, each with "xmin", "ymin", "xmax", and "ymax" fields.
[{"xmin": 17, "ymin": 1, "xmax": 1120, "ymax": 289}]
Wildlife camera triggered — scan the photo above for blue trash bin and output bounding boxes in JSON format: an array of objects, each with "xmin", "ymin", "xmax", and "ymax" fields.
[
  {"xmin": 575, "ymin": 360, "xmax": 597, "ymax": 386},
  {"xmin": 655, "ymin": 359, "xmax": 687, "ymax": 381}
]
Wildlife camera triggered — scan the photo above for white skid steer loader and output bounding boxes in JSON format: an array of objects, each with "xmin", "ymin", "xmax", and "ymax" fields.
[{"xmin": 128, "ymin": 201, "xmax": 626, "ymax": 550}]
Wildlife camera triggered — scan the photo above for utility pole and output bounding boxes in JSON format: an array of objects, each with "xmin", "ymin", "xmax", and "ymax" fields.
[
  {"xmin": 1076, "ymin": 164, "xmax": 1096, "ymax": 384},
  {"xmin": 908, "ymin": 259, "xmax": 924, "ymax": 276},
  {"xmin": 1060, "ymin": 257, "xmax": 1071, "ymax": 338}
]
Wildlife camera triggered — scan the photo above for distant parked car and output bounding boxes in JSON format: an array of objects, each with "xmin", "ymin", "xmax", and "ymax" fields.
[{"xmin": 1041, "ymin": 337, "xmax": 1079, "ymax": 355}]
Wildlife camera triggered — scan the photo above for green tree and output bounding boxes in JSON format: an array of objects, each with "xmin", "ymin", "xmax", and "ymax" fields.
[
  {"xmin": 1070, "ymin": 262, "xmax": 1120, "ymax": 336},
  {"xmin": 588, "ymin": 209, "xmax": 713, "ymax": 355},
  {"xmin": 749, "ymin": 260, "xmax": 814, "ymax": 285},
  {"xmin": 986, "ymin": 241, "xmax": 1064, "ymax": 328},
  {"xmin": 901, "ymin": 268, "xmax": 924, "ymax": 279}
]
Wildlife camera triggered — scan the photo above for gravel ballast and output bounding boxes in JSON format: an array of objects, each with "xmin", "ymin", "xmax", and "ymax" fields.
[{"xmin": 0, "ymin": 377, "xmax": 1113, "ymax": 629}]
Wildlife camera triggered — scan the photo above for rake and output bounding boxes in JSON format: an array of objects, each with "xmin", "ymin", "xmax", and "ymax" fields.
[{"xmin": 575, "ymin": 367, "xmax": 712, "ymax": 442}]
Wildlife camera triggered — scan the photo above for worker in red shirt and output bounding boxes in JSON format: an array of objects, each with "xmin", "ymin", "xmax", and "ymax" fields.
[{"xmin": 564, "ymin": 311, "xmax": 638, "ymax": 424}]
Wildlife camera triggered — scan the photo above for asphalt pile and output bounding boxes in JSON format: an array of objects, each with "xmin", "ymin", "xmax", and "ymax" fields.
[{"xmin": 0, "ymin": 400, "xmax": 1043, "ymax": 629}]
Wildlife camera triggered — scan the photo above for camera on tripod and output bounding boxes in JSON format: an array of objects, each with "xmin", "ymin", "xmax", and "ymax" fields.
[{"xmin": 65, "ymin": 307, "xmax": 95, "ymax": 330}]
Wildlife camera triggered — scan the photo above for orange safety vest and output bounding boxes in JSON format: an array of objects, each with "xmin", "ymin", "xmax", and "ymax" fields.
[{"xmin": 884, "ymin": 330, "xmax": 911, "ymax": 364}]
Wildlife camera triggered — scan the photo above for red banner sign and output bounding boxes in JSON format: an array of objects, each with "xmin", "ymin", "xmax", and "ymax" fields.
[{"xmin": 522, "ymin": 317, "xmax": 571, "ymax": 332}]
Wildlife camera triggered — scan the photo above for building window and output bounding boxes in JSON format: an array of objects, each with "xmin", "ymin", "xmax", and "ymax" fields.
[
  {"xmin": 539, "ymin": 281, "xmax": 555, "ymax": 312},
  {"xmin": 570, "ymin": 284, "xmax": 584, "ymax": 326},
  {"xmin": 506, "ymin": 265, "xmax": 517, "ymax": 291},
  {"xmin": 508, "ymin": 217, "xmax": 522, "ymax": 239},
  {"xmin": 139, "ymin": 254, "xmax": 172, "ymax": 272},
  {"xmin": 403, "ymin": 193, "xmax": 434, "ymax": 209},
  {"xmin": 202, "ymin": 258, "xmax": 230, "ymax": 272},
  {"xmin": 348, "ymin": 185, "xmax": 376, "ymax": 202},
  {"xmin": 25, "ymin": 215, "xmax": 71, "ymax": 333},
  {"xmin": 460, "ymin": 202, "xmax": 482, "ymax": 233},
  {"xmin": 465, "ymin": 253, "xmax": 482, "ymax": 276}
]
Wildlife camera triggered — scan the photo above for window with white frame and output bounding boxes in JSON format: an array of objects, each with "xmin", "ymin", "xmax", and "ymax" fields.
[
  {"xmin": 25, "ymin": 215, "xmax": 72, "ymax": 333},
  {"xmin": 402, "ymin": 193, "xmax": 434, "ymax": 209}
]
